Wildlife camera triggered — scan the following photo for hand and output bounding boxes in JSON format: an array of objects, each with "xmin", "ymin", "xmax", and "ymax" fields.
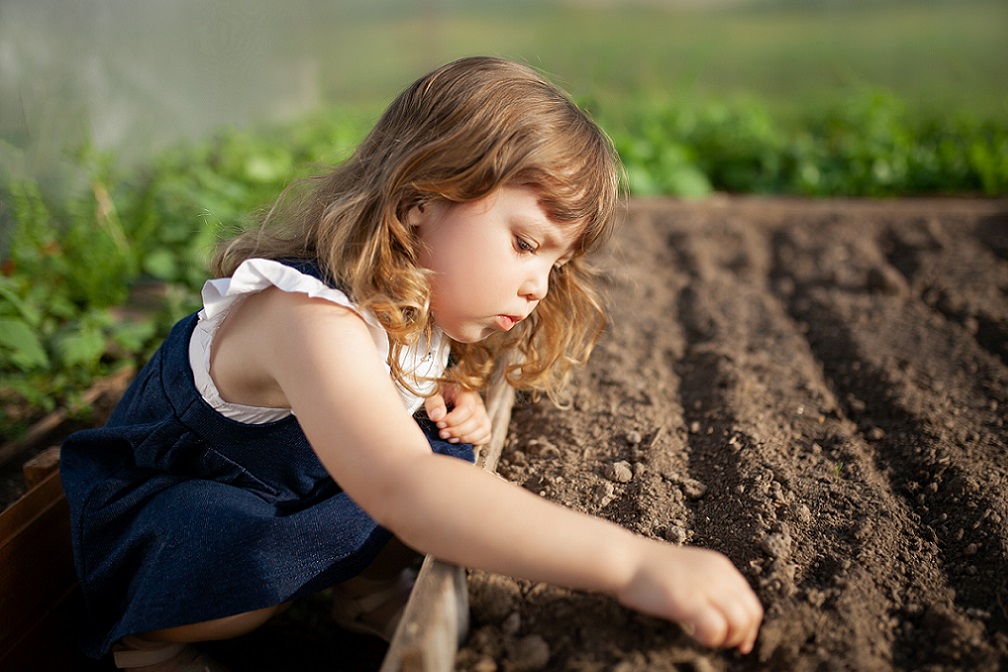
[
  {"xmin": 617, "ymin": 542, "xmax": 763, "ymax": 654},
  {"xmin": 424, "ymin": 384, "xmax": 493, "ymax": 446}
]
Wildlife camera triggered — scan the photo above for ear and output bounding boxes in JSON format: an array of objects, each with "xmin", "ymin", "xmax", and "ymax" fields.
[
  {"xmin": 401, "ymin": 197, "xmax": 426, "ymax": 226},
  {"xmin": 405, "ymin": 201, "xmax": 428, "ymax": 227}
]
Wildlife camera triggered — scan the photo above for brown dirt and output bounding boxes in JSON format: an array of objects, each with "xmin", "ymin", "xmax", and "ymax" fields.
[
  {"xmin": 5, "ymin": 196, "xmax": 1007, "ymax": 672},
  {"xmin": 456, "ymin": 196, "xmax": 1008, "ymax": 672}
]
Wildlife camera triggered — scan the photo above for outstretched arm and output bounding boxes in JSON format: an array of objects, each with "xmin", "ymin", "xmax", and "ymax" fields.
[{"xmin": 246, "ymin": 290, "xmax": 762, "ymax": 652}]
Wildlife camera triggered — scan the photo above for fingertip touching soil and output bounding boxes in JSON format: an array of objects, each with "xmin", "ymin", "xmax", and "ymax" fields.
[{"xmin": 456, "ymin": 196, "xmax": 1008, "ymax": 672}]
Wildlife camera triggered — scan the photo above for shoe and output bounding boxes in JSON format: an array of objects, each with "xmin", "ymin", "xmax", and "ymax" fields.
[
  {"xmin": 330, "ymin": 569, "xmax": 415, "ymax": 642},
  {"xmin": 112, "ymin": 636, "xmax": 230, "ymax": 672}
]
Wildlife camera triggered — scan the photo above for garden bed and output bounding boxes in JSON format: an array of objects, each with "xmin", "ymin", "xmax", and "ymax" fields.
[{"xmin": 457, "ymin": 195, "xmax": 1008, "ymax": 672}]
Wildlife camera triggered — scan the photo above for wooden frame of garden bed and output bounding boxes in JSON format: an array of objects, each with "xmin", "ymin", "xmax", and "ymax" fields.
[{"xmin": 0, "ymin": 448, "xmax": 79, "ymax": 671}]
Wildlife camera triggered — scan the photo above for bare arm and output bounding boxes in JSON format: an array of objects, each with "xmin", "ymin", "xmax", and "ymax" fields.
[{"xmin": 227, "ymin": 289, "xmax": 761, "ymax": 652}]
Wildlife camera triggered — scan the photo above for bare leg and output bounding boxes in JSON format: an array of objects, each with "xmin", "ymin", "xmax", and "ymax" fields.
[
  {"xmin": 121, "ymin": 537, "xmax": 418, "ymax": 654},
  {"xmin": 112, "ymin": 605, "xmax": 290, "ymax": 670},
  {"xmin": 137, "ymin": 602, "xmax": 291, "ymax": 643}
]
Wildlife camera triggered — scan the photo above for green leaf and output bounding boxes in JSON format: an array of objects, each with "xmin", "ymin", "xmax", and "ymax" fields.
[
  {"xmin": 664, "ymin": 167, "xmax": 713, "ymax": 199},
  {"xmin": 143, "ymin": 248, "xmax": 180, "ymax": 281},
  {"xmin": 0, "ymin": 276, "xmax": 41, "ymax": 325},
  {"xmin": 244, "ymin": 152, "xmax": 292, "ymax": 183},
  {"xmin": 0, "ymin": 317, "xmax": 50, "ymax": 370},
  {"xmin": 624, "ymin": 164, "xmax": 661, "ymax": 197},
  {"xmin": 54, "ymin": 324, "xmax": 107, "ymax": 368},
  {"xmin": 111, "ymin": 319, "xmax": 158, "ymax": 352}
]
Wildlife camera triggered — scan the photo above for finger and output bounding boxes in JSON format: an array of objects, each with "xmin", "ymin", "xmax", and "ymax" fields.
[
  {"xmin": 688, "ymin": 606, "xmax": 729, "ymax": 649},
  {"xmin": 739, "ymin": 593, "xmax": 764, "ymax": 654},
  {"xmin": 439, "ymin": 383, "xmax": 461, "ymax": 406},
  {"xmin": 736, "ymin": 615, "xmax": 759, "ymax": 655},
  {"xmin": 444, "ymin": 400, "xmax": 475, "ymax": 423},
  {"xmin": 440, "ymin": 415, "xmax": 480, "ymax": 441},
  {"xmin": 473, "ymin": 426, "xmax": 493, "ymax": 445},
  {"xmin": 718, "ymin": 599, "xmax": 755, "ymax": 651},
  {"xmin": 720, "ymin": 585, "xmax": 762, "ymax": 653},
  {"xmin": 445, "ymin": 417, "xmax": 492, "ymax": 445},
  {"xmin": 425, "ymin": 394, "xmax": 447, "ymax": 422},
  {"xmin": 463, "ymin": 423, "xmax": 493, "ymax": 446},
  {"xmin": 449, "ymin": 391, "xmax": 479, "ymax": 415}
]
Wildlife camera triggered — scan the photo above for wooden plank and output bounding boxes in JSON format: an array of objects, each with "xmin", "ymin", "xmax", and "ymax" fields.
[
  {"xmin": 387, "ymin": 555, "xmax": 469, "ymax": 672},
  {"xmin": 475, "ymin": 378, "xmax": 514, "ymax": 473},
  {"xmin": 0, "ymin": 582, "xmax": 81, "ymax": 672},
  {"xmin": 0, "ymin": 467, "xmax": 78, "ymax": 666},
  {"xmin": 23, "ymin": 446, "xmax": 62, "ymax": 489},
  {"xmin": 0, "ymin": 467, "xmax": 66, "ymax": 544},
  {"xmin": 380, "ymin": 379, "xmax": 515, "ymax": 672}
]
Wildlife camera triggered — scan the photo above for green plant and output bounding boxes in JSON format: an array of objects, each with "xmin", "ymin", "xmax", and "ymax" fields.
[
  {"xmin": 0, "ymin": 112, "xmax": 369, "ymax": 439},
  {"xmin": 598, "ymin": 91, "xmax": 1008, "ymax": 198},
  {"xmin": 2, "ymin": 90, "xmax": 1005, "ymax": 440}
]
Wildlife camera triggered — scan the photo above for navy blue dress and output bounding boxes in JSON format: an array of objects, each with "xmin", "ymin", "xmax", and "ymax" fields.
[{"xmin": 59, "ymin": 261, "xmax": 474, "ymax": 658}]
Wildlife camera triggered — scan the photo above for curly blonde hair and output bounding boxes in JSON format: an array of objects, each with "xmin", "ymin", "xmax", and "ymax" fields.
[{"xmin": 212, "ymin": 56, "xmax": 621, "ymax": 401}]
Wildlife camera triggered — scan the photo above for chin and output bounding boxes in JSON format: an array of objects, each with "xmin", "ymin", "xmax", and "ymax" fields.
[
  {"xmin": 471, "ymin": 326, "xmax": 503, "ymax": 343},
  {"xmin": 440, "ymin": 326, "xmax": 484, "ymax": 344},
  {"xmin": 436, "ymin": 317, "xmax": 500, "ymax": 343},
  {"xmin": 462, "ymin": 329, "xmax": 494, "ymax": 344}
]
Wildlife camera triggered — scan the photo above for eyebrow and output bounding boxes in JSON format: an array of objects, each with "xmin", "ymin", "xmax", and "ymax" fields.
[{"xmin": 519, "ymin": 216, "xmax": 577, "ymax": 256}]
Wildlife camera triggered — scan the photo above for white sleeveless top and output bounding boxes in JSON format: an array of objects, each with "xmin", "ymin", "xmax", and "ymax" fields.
[{"xmin": 187, "ymin": 258, "xmax": 449, "ymax": 423}]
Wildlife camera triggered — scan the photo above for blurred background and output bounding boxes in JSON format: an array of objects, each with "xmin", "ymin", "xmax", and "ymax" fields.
[
  {"xmin": 3, "ymin": 0, "xmax": 1006, "ymax": 173},
  {"xmin": 1, "ymin": 0, "xmax": 1006, "ymax": 436}
]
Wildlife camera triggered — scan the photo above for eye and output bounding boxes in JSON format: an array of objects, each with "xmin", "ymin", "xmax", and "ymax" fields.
[{"xmin": 515, "ymin": 236, "xmax": 537, "ymax": 254}]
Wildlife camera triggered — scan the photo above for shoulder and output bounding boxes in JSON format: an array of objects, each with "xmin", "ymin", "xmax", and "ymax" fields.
[
  {"xmin": 257, "ymin": 287, "xmax": 424, "ymax": 439},
  {"xmin": 241, "ymin": 286, "xmax": 374, "ymax": 352},
  {"xmin": 210, "ymin": 286, "xmax": 383, "ymax": 409}
]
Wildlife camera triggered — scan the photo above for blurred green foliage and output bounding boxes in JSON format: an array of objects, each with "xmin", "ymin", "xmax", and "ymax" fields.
[
  {"xmin": 607, "ymin": 92, "xmax": 1008, "ymax": 197},
  {"xmin": 3, "ymin": 90, "xmax": 1005, "ymax": 437},
  {"xmin": 0, "ymin": 111, "xmax": 367, "ymax": 436}
]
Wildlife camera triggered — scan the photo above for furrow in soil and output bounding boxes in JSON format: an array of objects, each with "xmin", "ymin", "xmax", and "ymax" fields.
[
  {"xmin": 771, "ymin": 213, "xmax": 1008, "ymax": 668},
  {"xmin": 665, "ymin": 212, "xmax": 995, "ymax": 671},
  {"xmin": 881, "ymin": 213, "xmax": 1008, "ymax": 367}
]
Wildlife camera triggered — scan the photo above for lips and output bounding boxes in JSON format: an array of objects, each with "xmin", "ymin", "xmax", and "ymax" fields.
[{"xmin": 495, "ymin": 314, "xmax": 523, "ymax": 331}]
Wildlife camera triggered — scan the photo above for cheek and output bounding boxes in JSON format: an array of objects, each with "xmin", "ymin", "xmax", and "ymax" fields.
[
  {"xmin": 419, "ymin": 228, "xmax": 507, "ymax": 309},
  {"xmin": 431, "ymin": 239, "xmax": 492, "ymax": 289}
]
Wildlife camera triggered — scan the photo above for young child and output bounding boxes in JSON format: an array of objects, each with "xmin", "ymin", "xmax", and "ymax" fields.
[{"xmin": 60, "ymin": 56, "xmax": 762, "ymax": 670}]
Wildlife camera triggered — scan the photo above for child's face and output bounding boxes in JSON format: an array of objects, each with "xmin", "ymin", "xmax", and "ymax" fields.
[{"xmin": 412, "ymin": 185, "xmax": 580, "ymax": 343}]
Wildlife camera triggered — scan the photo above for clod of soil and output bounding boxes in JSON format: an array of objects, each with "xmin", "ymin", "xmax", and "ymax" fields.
[{"xmin": 457, "ymin": 196, "xmax": 1008, "ymax": 672}]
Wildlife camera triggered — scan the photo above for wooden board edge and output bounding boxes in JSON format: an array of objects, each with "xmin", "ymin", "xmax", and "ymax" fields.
[{"xmin": 380, "ymin": 377, "xmax": 515, "ymax": 672}]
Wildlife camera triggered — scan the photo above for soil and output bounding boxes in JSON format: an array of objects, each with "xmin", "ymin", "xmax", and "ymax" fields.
[
  {"xmin": 4, "ymin": 196, "xmax": 1007, "ymax": 671},
  {"xmin": 456, "ymin": 196, "xmax": 1008, "ymax": 672}
]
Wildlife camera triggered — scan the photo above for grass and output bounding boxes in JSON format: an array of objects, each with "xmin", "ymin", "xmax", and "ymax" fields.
[{"xmin": 295, "ymin": 0, "xmax": 1008, "ymax": 122}]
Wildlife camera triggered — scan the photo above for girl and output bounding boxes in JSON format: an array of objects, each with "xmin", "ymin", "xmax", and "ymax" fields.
[{"xmin": 61, "ymin": 56, "xmax": 762, "ymax": 671}]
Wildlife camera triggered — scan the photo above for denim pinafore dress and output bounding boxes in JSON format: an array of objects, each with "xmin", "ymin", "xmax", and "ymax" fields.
[{"xmin": 59, "ymin": 259, "xmax": 474, "ymax": 659}]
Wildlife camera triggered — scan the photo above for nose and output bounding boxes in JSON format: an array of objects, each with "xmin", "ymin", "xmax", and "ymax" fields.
[{"xmin": 520, "ymin": 264, "xmax": 550, "ymax": 302}]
